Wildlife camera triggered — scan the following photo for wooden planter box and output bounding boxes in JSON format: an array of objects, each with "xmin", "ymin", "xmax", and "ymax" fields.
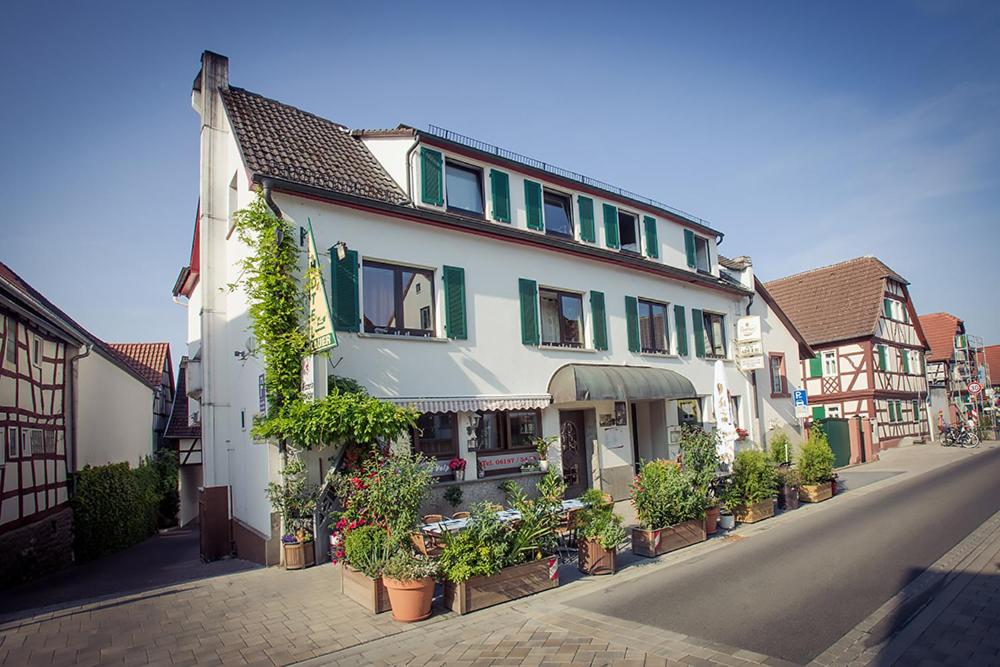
[
  {"xmin": 733, "ymin": 499, "xmax": 775, "ymax": 524},
  {"xmin": 578, "ymin": 538, "xmax": 617, "ymax": 575},
  {"xmin": 283, "ymin": 541, "xmax": 315, "ymax": 570},
  {"xmin": 778, "ymin": 486, "xmax": 801, "ymax": 510},
  {"xmin": 799, "ymin": 482, "xmax": 833, "ymax": 503},
  {"xmin": 631, "ymin": 519, "xmax": 707, "ymax": 558},
  {"xmin": 443, "ymin": 557, "xmax": 559, "ymax": 615},
  {"xmin": 341, "ymin": 563, "xmax": 391, "ymax": 614}
]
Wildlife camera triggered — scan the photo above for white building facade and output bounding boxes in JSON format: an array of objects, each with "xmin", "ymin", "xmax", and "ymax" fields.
[{"xmin": 182, "ymin": 52, "xmax": 809, "ymax": 562}]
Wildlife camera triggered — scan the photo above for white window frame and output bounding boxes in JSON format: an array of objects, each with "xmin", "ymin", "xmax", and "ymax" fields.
[
  {"xmin": 541, "ymin": 187, "xmax": 574, "ymax": 239},
  {"xmin": 693, "ymin": 235, "xmax": 711, "ymax": 272},
  {"xmin": 31, "ymin": 334, "xmax": 42, "ymax": 368},
  {"xmin": 5, "ymin": 427, "xmax": 16, "ymax": 460},
  {"xmin": 3, "ymin": 317, "xmax": 15, "ymax": 365},
  {"xmin": 20, "ymin": 427, "xmax": 32, "ymax": 457},
  {"xmin": 822, "ymin": 350, "xmax": 838, "ymax": 377},
  {"xmin": 617, "ymin": 208, "xmax": 641, "ymax": 254},
  {"xmin": 827, "ymin": 405, "xmax": 842, "ymax": 418}
]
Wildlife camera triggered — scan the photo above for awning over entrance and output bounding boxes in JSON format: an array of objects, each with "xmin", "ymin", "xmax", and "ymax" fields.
[
  {"xmin": 383, "ymin": 394, "xmax": 551, "ymax": 413},
  {"xmin": 548, "ymin": 364, "xmax": 697, "ymax": 403}
]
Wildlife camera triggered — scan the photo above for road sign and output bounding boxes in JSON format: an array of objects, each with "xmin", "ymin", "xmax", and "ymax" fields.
[
  {"xmin": 793, "ymin": 389, "xmax": 810, "ymax": 418},
  {"xmin": 737, "ymin": 316, "xmax": 761, "ymax": 342},
  {"xmin": 968, "ymin": 381, "xmax": 984, "ymax": 396}
]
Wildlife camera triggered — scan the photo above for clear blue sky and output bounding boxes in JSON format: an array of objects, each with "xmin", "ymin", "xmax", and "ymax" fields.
[{"xmin": 2, "ymin": 1, "xmax": 998, "ymax": 366}]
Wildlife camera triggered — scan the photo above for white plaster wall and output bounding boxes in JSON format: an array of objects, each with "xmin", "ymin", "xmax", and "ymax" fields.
[
  {"xmin": 361, "ymin": 136, "xmax": 416, "ymax": 193},
  {"xmin": 750, "ymin": 295, "xmax": 805, "ymax": 445},
  {"xmin": 76, "ymin": 352, "xmax": 154, "ymax": 468}
]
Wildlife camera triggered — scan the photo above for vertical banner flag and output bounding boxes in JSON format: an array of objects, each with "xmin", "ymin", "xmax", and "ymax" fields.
[
  {"xmin": 713, "ymin": 359, "xmax": 737, "ymax": 464},
  {"xmin": 306, "ymin": 218, "xmax": 337, "ymax": 353}
]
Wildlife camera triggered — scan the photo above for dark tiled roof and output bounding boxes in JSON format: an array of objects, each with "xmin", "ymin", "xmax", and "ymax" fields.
[
  {"xmin": 918, "ymin": 313, "xmax": 963, "ymax": 363},
  {"xmin": 220, "ymin": 87, "xmax": 409, "ymax": 205},
  {"xmin": 165, "ymin": 357, "xmax": 200, "ymax": 439},
  {"xmin": 107, "ymin": 343, "xmax": 172, "ymax": 391},
  {"xmin": 765, "ymin": 256, "xmax": 907, "ymax": 346}
]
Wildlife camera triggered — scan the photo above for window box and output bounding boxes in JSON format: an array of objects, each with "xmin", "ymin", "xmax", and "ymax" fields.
[
  {"xmin": 341, "ymin": 563, "xmax": 391, "ymax": 614},
  {"xmin": 442, "ymin": 556, "xmax": 559, "ymax": 614},
  {"xmin": 631, "ymin": 519, "xmax": 707, "ymax": 558}
]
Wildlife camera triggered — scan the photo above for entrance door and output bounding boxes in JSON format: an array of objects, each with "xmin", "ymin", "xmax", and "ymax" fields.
[{"xmin": 559, "ymin": 410, "xmax": 588, "ymax": 498}]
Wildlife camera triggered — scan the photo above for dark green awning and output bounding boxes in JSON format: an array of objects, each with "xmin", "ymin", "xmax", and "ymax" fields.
[{"xmin": 548, "ymin": 364, "xmax": 697, "ymax": 403}]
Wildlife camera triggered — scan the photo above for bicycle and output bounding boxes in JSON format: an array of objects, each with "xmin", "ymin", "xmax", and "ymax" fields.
[{"xmin": 941, "ymin": 426, "xmax": 980, "ymax": 448}]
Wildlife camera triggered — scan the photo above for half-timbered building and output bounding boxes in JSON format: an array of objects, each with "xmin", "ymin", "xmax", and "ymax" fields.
[
  {"xmin": 767, "ymin": 256, "xmax": 931, "ymax": 450},
  {"xmin": 918, "ymin": 312, "xmax": 977, "ymax": 432}
]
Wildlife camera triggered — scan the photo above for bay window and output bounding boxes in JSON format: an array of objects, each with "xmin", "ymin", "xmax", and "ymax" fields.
[{"xmin": 362, "ymin": 261, "xmax": 435, "ymax": 337}]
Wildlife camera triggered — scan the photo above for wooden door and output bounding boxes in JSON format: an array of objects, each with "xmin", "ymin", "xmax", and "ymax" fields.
[{"xmin": 559, "ymin": 410, "xmax": 588, "ymax": 498}]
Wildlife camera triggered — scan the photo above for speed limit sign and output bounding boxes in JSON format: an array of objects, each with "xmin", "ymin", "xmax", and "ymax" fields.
[{"xmin": 968, "ymin": 382, "xmax": 984, "ymax": 395}]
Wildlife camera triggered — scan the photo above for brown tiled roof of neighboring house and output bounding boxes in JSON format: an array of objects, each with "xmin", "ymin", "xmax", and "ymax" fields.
[
  {"xmin": 220, "ymin": 87, "xmax": 409, "ymax": 205},
  {"xmin": 984, "ymin": 345, "xmax": 1000, "ymax": 386},
  {"xmin": 765, "ymin": 256, "xmax": 913, "ymax": 347},
  {"xmin": 917, "ymin": 313, "xmax": 963, "ymax": 363},
  {"xmin": 107, "ymin": 342, "xmax": 172, "ymax": 391},
  {"xmin": 165, "ymin": 357, "xmax": 200, "ymax": 439}
]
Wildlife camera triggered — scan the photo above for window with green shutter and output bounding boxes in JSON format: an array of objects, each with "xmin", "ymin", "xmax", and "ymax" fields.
[
  {"xmin": 809, "ymin": 356, "xmax": 822, "ymax": 378},
  {"xmin": 578, "ymin": 196, "xmax": 595, "ymax": 243},
  {"xmin": 489, "ymin": 170, "xmax": 510, "ymax": 223},
  {"xmin": 902, "ymin": 349, "xmax": 910, "ymax": 374},
  {"xmin": 912, "ymin": 400, "xmax": 920, "ymax": 422},
  {"xmin": 331, "ymin": 249, "xmax": 360, "ymax": 332},
  {"xmin": 625, "ymin": 296, "xmax": 640, "ymax": 353},
  {"xmin": 643, "ymin": 216, "xmax": 658, "ymax": 259},
  {"xmin": 877, "ymin": 345, "xmax": 887, "ymax": 371},
  {"xmin": 518, "ymin": 278, "xmax": 540, "ymax": 345},
  {"xmin": 442, "ymin": 266, "xmax": 467, "ymax": 340},
  {"xmin": 602, "ymin": 203, "xmax": 619, "ymax": 249},
  {"xmin": 883, "ymin": 298, "xmax": 893, "ymax": 319},
  {"xmin": 691, "ymin": 308, "xmax": 706, "ymax": 358},
  {"xmin": 886, "ymin": 401, "xmax": 894, "ymax": 422},
  {"xmin": 812, "ymin": 406, "xmax": 826, "ymax": 420},
  {"xmin": 420, "ymin": 148, "xmax": 444, "ymax": 206},
  {"xmin": 896, "ymin": 400, "xmax": 904, "ymax": 422},
  {"xmin": 591, "ymin": 291, "xmax": 607, "ymax": 351},
  {"xmin": 524, "ymin": 180, "xmax": 543, "ymax": 231},
  {"xmin": 674, "ymin": 305, "xmax": 688, "ymax": 356},
  {"xmin": 684, "ymin": 229, "xmax": 696, "ymax": 268}
]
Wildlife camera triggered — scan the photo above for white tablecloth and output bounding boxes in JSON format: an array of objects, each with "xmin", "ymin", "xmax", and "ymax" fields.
[{"xmin": 422, "ymin": 498, "xmax": 584, "ymax": 535}]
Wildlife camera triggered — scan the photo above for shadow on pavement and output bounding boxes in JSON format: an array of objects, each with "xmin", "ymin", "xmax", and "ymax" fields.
[{"xmin": 0, "ymin": 521, "xmax": 260, "ymax": 620}]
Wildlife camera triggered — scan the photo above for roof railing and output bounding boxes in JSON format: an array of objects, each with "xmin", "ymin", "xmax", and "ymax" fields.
[{"xmin": 425, "ymin": 124, "xmax": 714, "ymax": 230}]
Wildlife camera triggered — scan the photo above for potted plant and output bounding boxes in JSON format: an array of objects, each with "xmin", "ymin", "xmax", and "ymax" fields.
[
  {"xmin": 340, "ymin": 524, "xmax": 393, "ymax": 613},
  {"xmin": 798, "ymin": 424, "xmax": 835, "ymax": 503},
  {"xmin": 439, "ymin": 473, "xmax": 562, "ymax": 614},
  {"xmin": 768, "ymin": 431, "xmax": 792, "ymax": 466},
  {"xmin": 718, "ymin": 508, "xmax": 735, "ymax": 531},
  {"xmin": 533, "ymin": 435, "xmax": 557, "ymax": 472},
  {"xmin": 735, "ymin": 427, "xmax": 749, "ymax": 442},
  {"xmin": 448, "ymin": 457, "xmax": 467, "ymax": 482},
  {"xmin": 776, "ymin": 466, "xmax": 801, "ymax": 510},
  {"xmin": 265, "ymin": 457, "xmax": 318, "ymax": 570},
  {"xmin": 575, "ymin": 488, "xmax": 627, "ymax": 575},
  {"xmin": 724, "ymin": 450, "xmax": 778, "ymax": 523},
  {"xmin": 381, "ymin": 549, "xmax": 439, "ymax": 622},
  {"xmin": 679, "ymin": 426, "xmax": 721, "ymax": 534},
  {"xmin": 631, "ymin": 460, "xmax": 706, "ymax": 557}
]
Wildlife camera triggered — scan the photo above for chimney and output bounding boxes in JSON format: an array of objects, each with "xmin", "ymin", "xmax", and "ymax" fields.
[{"xmin": 192, "ymin": 51, "xmax": 229, "ymax": 114}]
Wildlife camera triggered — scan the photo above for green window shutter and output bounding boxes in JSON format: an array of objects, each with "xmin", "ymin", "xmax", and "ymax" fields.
[
  {"xmin": 331, "ymin": 249, "xmax": 360, "ymax": 332},
  {"xmin": 643, "ymin": 216, "xmax": 659, "ymax": 258},
  {"xmin": 578, "ymin": 196, "xmax": 596, "ymax": 243},
  {"xmin": 691, "ymin": 308, "xmax": 706, "ymax": 358},
  {"xmin": 913, "ymin": 400, "xmax": 920, "ymax": 422},
  {"xmin": 591, "ymin": 291, "xmax": 608, "ymax": 351},
  {"xmin": 625, "ymin": 296, "xmax": 640, "ymax": 353},
  {"xmin": 902, "ymin": 350, "xmax": 910, "ymax": 374},
  {"xmin": 809, "ymin": 356, "xmax": 822, "ymax": 378},
  {"xmin": 518, "ymin": 278, "xmax": 539, "ymax": 345},
  {"xmin": 442, "ymin": 266, "xmax": 467, "ymax": 340},
  {"xmin": 903, "ymin": 307, "xmax": 910, "ymax": 324},
  {"xmin": 489, "ymin": 170, "xmax": 510, "ymax": 223},
  {"xmin": 812, "ymin": 406, "xmax": 826, "ymax": 420},
  {"xmin": 883, "ymin": 298, "xmax": 893, "ymax": 318},
  {"xmin": 876, "ymin": 345, "xmax": 886, "ymax": 370},
  {"xmin": 602, "ymin": 203, "xmax": 620, "ymax": 249},
  {"xmin": 524, "ymin": 180, "xmax": 543, "ymax": 231},
  {"xmin": 684, "ymin": 229, "xmax": 696, "ymax": 268},
  {"xmin": 420, "ymin": 148, "xmax": 443, "ymax": 206},
  {"xmin": 674, "ymin": 305, "xmax": 688, "ymax": 356}
]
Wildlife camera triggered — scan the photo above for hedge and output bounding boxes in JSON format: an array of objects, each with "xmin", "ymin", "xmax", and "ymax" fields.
[{"xmin": 71, "ymin": 449, "xmax": 178, "ymax": 562}]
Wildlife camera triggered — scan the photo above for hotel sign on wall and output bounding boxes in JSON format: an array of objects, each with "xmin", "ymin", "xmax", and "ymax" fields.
[
  {"xmin": 736, "ymin": 316, "xmax": 764, "ymax": 371},
  {"xmin": 305, "ymin": 219, "xmax": 337, "ymax": 354}
]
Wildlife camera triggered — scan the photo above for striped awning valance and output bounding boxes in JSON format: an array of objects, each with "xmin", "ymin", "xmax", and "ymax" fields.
[{"xmin": 383, "ymin": 394, "xmax": 551, "ymax": 413}]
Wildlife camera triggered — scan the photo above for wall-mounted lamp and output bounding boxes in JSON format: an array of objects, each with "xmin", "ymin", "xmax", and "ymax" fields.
[{"xmin": 333, "ymin": 241, "xmax": 349, "ymax": 261}]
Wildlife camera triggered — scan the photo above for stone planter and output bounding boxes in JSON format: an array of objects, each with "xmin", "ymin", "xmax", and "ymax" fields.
[
  {"xmin": 778, "ymin": 485, "xmax": 801, "ymax": 510},
  {"xmin": 578, "ymin": 538, "xmax": 617, "ymax": 575},
  {"xmin": 705, "ymin": 505, "xmax": 721, "ymax": 534},
  {"xmin": 443, "ymin": 557, "xmax": 559, "ymax": 614},
  {"xmin": 733, "ymin": 499, "xmax": 775, "ymax": 524},
  {"xmin": 799, "ymin": 482, "xmax": 833, "ymax": 503},
  {"xmin": 283, "ymin": 541, "xmax": 315, "ymax": 570},
  {"xmin": 631, "ymin": 519, "xmax": 707, "ymax": 558},
  {"xmin": 341, "ymin": 563, "xmax": 391, "ymax": 614}
]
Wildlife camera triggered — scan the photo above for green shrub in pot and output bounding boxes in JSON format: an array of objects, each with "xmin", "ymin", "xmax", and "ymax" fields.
[
  {"xmin": 798, "ymin": 424, "xmax": 835, "ymax": 485},
  {"xmin": 768, "ymin": 430, "xmax": 792, "ymax": 465},
  {"xmin": 382, "ymin": 549, "xmax": 439, "ymax": 582},
  {"xmin": 723, "ymin": 450, "xmax": 778, "ymax": 508},
  {"xmin": 577, "ymin": 488, "xmax": 627, "ymax": 549},
  {"xmin": 631, "ymin": 460, "xmax": 704, "ymax": 530},
  {"xmin": 679, "ymin": 426, "xmax": 721, "ymax": 511},
  {"xmin": 343, "ymin": 525, "xmax": 393, "ymax": 578}
]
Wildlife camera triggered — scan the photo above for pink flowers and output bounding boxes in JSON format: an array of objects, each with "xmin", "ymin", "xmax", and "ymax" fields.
[{"xmin": 448, "ymin": 457, "xmax": 467, "ymax": 471}]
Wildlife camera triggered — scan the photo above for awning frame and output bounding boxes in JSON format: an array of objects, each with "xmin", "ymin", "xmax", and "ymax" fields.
[{"xmin": 547, "ymin": 363, "xmax": 698, "ymax": 404}]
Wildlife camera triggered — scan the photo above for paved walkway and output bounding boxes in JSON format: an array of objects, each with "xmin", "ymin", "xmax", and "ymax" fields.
[{"xmin": 0, "ymin": 442, "xmax": 995, "ymax": 667}]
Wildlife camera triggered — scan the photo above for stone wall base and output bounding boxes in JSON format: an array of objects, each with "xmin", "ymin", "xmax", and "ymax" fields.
[{"xmin": 0, "ymin": 506, "xmax": 74, "ymax": 588}]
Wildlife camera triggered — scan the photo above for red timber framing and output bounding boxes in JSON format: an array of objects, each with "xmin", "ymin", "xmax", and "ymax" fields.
[{"xmin": 0, "ymin": 309, "xmax": 71, "ymax": 534}]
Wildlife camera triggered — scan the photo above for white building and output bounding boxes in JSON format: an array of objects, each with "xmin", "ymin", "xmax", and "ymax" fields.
[{"xmin": 180, "ymin": 52, "xmax": 811, "ymax": 564}]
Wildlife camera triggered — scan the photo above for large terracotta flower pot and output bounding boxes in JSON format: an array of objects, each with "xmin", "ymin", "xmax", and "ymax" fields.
[
  {"xmin": 705, "ymin": 505, "xmax": 721, "ymax": 534},
  {"xmin": 382, "ymin": 576, "xmax": 435, "ymax": 622}
]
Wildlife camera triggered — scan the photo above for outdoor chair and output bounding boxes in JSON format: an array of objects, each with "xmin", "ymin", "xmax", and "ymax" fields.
[
  {"xmin": 421, "ymin": 514, "xmax": 445, "ymax": 524},
  {"xmin": 451, "ymin": 511, "xmax": 470, "ymax": 519},
  {"xmin": 410, "ymin": 531, "xmax": 443, "ymax": 558},
  {"xmin": 556, "ymin": 508, "xmax": 581, "ymax": 562}
]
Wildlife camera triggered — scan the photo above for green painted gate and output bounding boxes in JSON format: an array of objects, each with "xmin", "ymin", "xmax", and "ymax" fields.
[{"xmin": 818, "ymin": 418, "xmax": 852, "ymax": 468}]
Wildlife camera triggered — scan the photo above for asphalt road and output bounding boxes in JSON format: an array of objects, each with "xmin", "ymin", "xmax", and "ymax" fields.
[{"xmin": 568, "ymin": 447, "xmax": 1000, "ymax": 664}]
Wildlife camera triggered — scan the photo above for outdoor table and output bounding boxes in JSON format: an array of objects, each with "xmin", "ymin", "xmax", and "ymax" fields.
[{"xmin": 421, "ymin": 498, "xmax": 584, "ymax": 536}]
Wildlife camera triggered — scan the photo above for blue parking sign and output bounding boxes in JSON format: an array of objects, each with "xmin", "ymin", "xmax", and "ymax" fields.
[{"xmin": 793, "ymin": 389, "xmax": 809, "ymax": 407}]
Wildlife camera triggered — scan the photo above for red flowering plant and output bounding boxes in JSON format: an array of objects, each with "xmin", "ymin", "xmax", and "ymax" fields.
[
  {"xmin": 326, "ymin": 449, "xmax": 434, "ymax": 567},
  {"xmin": 735, "ymin": 427, "xmax": 749, "ymax": 441},
  {"xmin": 448, "ymin": 457, "xmax": 467, "ymax": 472}
]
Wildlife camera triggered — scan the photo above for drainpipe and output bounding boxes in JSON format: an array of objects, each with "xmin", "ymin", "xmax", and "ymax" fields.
[
  {"xmin": 66, "ymin": 342, "xmax": 93, "ymax": 489},
  {"xmin": 745, "ymin": 294, "xmax": 765, "ymax": 445},
  {"xmin": 261, "ymin": 178, "xmax": 283, "ymax": 219},
  {"xmin": 404, "ymin": 139, "xmax": 420, "ymax": 204}
]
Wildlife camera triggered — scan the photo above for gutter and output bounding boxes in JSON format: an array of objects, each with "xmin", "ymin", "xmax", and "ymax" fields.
[
  {"xmin": 261, "ymin": 178, "xmax": 283, "ymax": 218},
  {"xmin": 66, "ymin": 342, "xmax": 93, "ymax": 488}
]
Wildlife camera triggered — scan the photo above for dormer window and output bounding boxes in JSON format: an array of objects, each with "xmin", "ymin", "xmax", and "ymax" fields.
[
  {"xmin": 618, "ymin": 210, "xmax": 640, "ymax": 253},
  {"xmin": 694, "ymin": 236, "xmax": 710, "ymax": 272},
  {"xmin": 445, "ymin": 161, "xmax": 484, "ymax": 217},
  {"xmin": 543, "ymin": 189, "xmax": 573, "ymax": 238}
]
